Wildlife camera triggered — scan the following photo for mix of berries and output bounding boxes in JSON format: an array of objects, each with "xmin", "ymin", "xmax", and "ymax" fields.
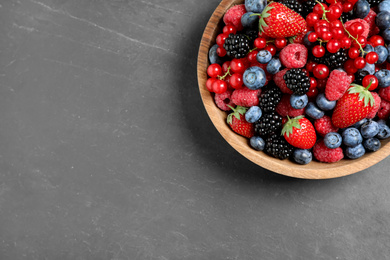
[{"xmin": 206, "ymin": 0, "xmax": 390, "ymax": 164}]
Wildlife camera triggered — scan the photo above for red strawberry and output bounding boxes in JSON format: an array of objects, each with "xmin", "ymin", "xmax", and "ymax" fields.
[
  {"xmin": 227, "ymin": 106, "xmax": 255, "ymax": 138},
  {"xmin": 281, "ymin": 116, "xmax": 317, "ymax": 149},
  {"xmin": 331, "ymin": 84, "xmax": 376, "ymax": 128},
  {"xmin": 254, "ymin": 2, "xmax": 307, "ymax": 38}
]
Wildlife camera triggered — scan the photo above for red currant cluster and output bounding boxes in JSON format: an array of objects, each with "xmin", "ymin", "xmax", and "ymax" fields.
[{"xmin": 304, "ymin": 0, "xmax": 386, "ymax": 91}]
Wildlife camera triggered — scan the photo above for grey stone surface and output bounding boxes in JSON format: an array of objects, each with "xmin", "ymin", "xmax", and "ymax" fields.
[{"xmin": 0, "ymin": 0, "xmax": 390, "ymax": 259}]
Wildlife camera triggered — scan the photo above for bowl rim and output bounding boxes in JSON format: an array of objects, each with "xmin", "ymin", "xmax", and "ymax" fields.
[{"xmin": 197, "ymin": 0, "xmax": 390, "ymax": 179}]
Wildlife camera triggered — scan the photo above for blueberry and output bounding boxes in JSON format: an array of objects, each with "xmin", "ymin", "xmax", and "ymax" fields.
[
  {"xmin": 351, "ymin": 118, "xmax": 368, "ymax": 129},
  {"xmin": 324, "ymin": 132, "xmax": 342, "ymax": 149},
  {"xmin": 360, "ymin": 120, "xmax": 380, "ymax": 138},
  {"xmin": 345, "ymin": 144, "xmax": 366, "ymax": 159},
  {"xmin": 208, "ymin": 44, "xmax": 223, "ymax": 65},
  {"xmin": 266, "ymin": 57, "xmax": 281, "ymax": 74},
  {"xmin": 374, "ymin": 69, "xmax": 390, "ymax": 88},
  {"xmin": 256, "ymin": 50, "xmax": 272, "ymax": 64},
  {"xmin": 376, "ymin": 11, "xmax": 390, "ymax": 30},
  {"xmin": 342, "ymin": 127, "xmax": 363, "ymax": 147},
  {"xmin": 245, "ymin": 0, "xmax": 267, "ymax": 13},
  {"xmin": 379, "ymin": 0, "xmax": 390, "ymax": 14},
  {"xmin": 363, "ymin": 138, "xmax": 381, "ymax": 152},
  {"xmin": 250, "ymin": 136, "xmax": 265, "ymax": 151},
  {"xmin": 353, "ymin": 0, "xmax": 370, "ymax": 19},
  {"xmin": 290, "ymin": 94, "xmax": 308, "ymax": 109},
  {"xmin": 377, "ymin": 123, "xmax": 390, "ymax": 139},
  {"xmin": 358, "ymin": 62, "xmax": 375, "ymax": 75},
  {"xmin": 363, "ymin": 44, "xmax": 374, "ymax": 56},
  {"xmin": 245, "ymin": 106, "xmax": 262, "ymax": 123},
  {"xmin": 241, "ymin": 12, "xmax": 258, "ymax": 28},
  {"xmin": 293, "ymin": 149, "xmax": 312, "ymax": 165},
  {"xmin": 305, "ymin": 102, "xmax": 325, "ymax": 119},
  {"xmin": 374, "ymin": 45, "xmax": 388, "ymax": 64},
  {"xmin": 387, "ymin": 45, "xmax": 390, "ymax": 63},
  {"xmin": 243, "ymin": 66, "xmax": 266, "ymax": 90},
  {"xmin": 382, "ymin": 28, "xmax": 390, "ymax": 42},
  {"xmin": 316, "ymin": 93, "xmax": 336, "ymax": 111}
]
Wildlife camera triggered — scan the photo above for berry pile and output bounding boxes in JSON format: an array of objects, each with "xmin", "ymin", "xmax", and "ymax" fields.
[{"xmin": 206, "ymin": 0, "xmax": 390, "ymax": 165}]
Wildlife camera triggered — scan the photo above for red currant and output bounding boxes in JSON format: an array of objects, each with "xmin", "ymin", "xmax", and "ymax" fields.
[
  {"xmin": 326, "ymin": 39, "xmax": 341, "ymax": 53},
  {"xmin": 306, "ymin": 13, "xmax": 320, "ymax": 27},
  {"xmin": 362, "ymin": 75, "xmax": 379, "ymax": 90},
  {"xmin": 349, "ymin": 22, "xmax": 364, "ymax": 37},
  {"xmin": 223, "ymin": 25, "xmax": 237, "ymax": 35},
  {"xmin": 312, "ymin": 45, "xmax": 326, "ymax": 58},
  {"xmin": 322, "ymin": 31, "xmax": 333, "ymax": 41},
  {"xmin": 212, "ymin": 79, "xmax": 228, "ymax": 94},
  {"xmin": 310, "ymin": 77, "xmax": 318, "ymax": 89},
  {"xmin": 354, "ymin": 57, "xmax": 366, "ymax": 69},
  {"xmin": 207, "ymin": 64, "xmax": 222, "ymax": 78},
  {"xmin": 264, "ymin": 44, "xmax": 277, "ymax": 56},
  {"xmin": 330, "ymin": 20, "xmax": 343, "ymax": 29},
  {"xmin": 222, "ymin": 61, "xmax": 230, "ymax": 73},
  {"xmin": 313, "ymin": 64, "xmax": 330, "ymax": 79},
  {"xmin": 342, "ymin": 2, "xmax": 354, "ymax": 12},
  {"xmin": 254, "ymin": 37, "xmax": 267, "ymax": 49},
  {"xmin": 247, "ymin": 50, "xmax": 258, "ymax": 63},
  {"xmin": 368, "ymin": 35, "xmax": 385, "ymax": 47},
  {"xmin": 340, "ymin": 36, "xmax": 352, "ymax": 49},
  {"xmin": 306, "ymin": 87, "xmax": 319, "ymax": 99},
  {"xmin": 274, "ymin": 38, "xmax": 287, "ymax": 49},
  {"xmin": 348, "ymin": 47, "xmax": 360, "ymax": 59},
  {"xmin": 216, "ymin": 33, "xmax": 229, "ymax": 47},
  {"xmin": 344, "ymin": 59, "xmax": 358, "ymax": 74},
  {"xmin": 217, "ymin": 47, "xmax": 226, "ymax": 57},
  {"xmin": 327, "ymin": 4, "xmax": 342, "ymax": 21},
  {"xmin": 229, "ymin": 73, "xmax": 244, "ymax": 89},
  {"xmin": 206, "ymin": 78, "xmax": 216, "ymax": 92},
  {"xmin": 331, "ymin": 28, "xmax": 344, "ymax": 40},
  {"xmin": 230, "ymin": 58, "xmax": 247, "ymax": 74},
  {"xmin": 306, "ymin": 61, "xmax": 317, "ymax": 73},
  {"xmin": 352, "ymin": 36, "xmax": 367, "ymax": 48},
  {"xmin": 365, "ymin": 52, "xmax": 379, "ymax": 64},
  {"xmin": 308, "ymin": 32, "xmax": 318, "ymax": 42},
  {"xmin": 313, "ymin": 3, "xmax": 328, "ymax": 16}
]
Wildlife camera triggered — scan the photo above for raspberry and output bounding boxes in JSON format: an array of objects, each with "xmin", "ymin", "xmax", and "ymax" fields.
[
  {"xmin": 314, "ymin": 115, "xmax": 339, "ymax": 137},
  {"xmin": 325, "ymin": 70, "xmax": 352, "ymax": 101},
  {"xmin": 379, "ymin": 87, "xmax": 390, "ymax": 102},
  {"xmin": 363, "ymin": 9, "xmax": 380, "ymax": 37},
  {"xmin": 275, "ymin": 94, "xmax": 305, "ymax": 117},
  {"xmin": 345, "ymin": 19, "xmax": 370, "ymax": 39},
  {"xmin": 279, "ymin": 44, "xmax": 308, "ymax": 69},
  {"xmin": 378, "ymin": 99, "xmax": 390, "ymax": 120},
  {"xmin": 313, "ymin": 139, "xmax": 344, "ymax": 163},
  {"xmin": 231, "ymin": 87, "xmax": 261, "ymax": 107},
  {"xmin": 223, "ymin": 4, "xmax": 246, "ymax": 31},
  {"xmin": 273, "ymin": 69, "xmax": 293, "ymax": 94},
  {"xmin": 367, "ymin": 92, "xmax": 381, "ymax": 119},
  {"xmin": 214, "ymin": 89, "xmax": 235, "ymax": 111}
]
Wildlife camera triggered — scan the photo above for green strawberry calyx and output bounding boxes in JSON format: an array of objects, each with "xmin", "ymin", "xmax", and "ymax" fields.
[
  {"xmin": 348, "ymin": 83, "xmax": 375, "ymax": 107},
  {"xmin": 281, "ymin": 115, "xmax": 304, "ymax": 137},
  {"xmin": 250, "ymin": 4, "xmax": 274, "ymax": 33},
  {"xmin": 227, "ymin": 105, "xmax": 247, "ymax": 125}
]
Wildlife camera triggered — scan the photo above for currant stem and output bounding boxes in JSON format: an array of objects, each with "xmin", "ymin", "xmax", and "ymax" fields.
[
  {"xmin": 315, "ymin": 0, "xmax": 329, "ymax": 22},
  {"xmin": 340, "ymin": 19, "xmax": 367, "ymax": 57},
  {"xmin": 218, "ymin": 67, "xmax": 232, "ymax": 80}
]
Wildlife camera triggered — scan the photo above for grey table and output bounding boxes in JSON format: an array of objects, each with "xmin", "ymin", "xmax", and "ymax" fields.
[{"xmin": 0, "ymin": 0, "xmax": 390, "ymax": 259}]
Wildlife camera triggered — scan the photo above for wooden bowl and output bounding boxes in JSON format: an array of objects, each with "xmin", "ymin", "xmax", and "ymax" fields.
[{"xmin": 197, "ymin": 0, "xmax": 390, "ymax": 179}]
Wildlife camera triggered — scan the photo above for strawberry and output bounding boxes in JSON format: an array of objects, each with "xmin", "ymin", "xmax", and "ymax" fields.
[
  {"xmin": 331, "ymin": 84, "xmax": 376, "ymax": 128},
  {"xmin": 281, "ymin": 116, "xmax": 317, "ymax": 149},
  {"xmin": 227, "ymin": 106, "xmax": 255, "ymax": 138},
  {"xmin": 253, "ymin": 2, "xmax": 307, "ymax": 38}
]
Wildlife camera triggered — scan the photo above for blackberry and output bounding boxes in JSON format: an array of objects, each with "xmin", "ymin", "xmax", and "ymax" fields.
[
  {"xmin": 258, "ymin": 84, "xmax": 283, "ymax": 113},
  {"xmin": 242, "ymin": 28, "xmax": 258, "ymax": 45},
  {"xmin": 254, "ymin": 112, "xmax": 283, "ymax": 136},
  {"xmin": 366, "ymin": 0, "xmax": 381, "ymax": 7},
  {"xmin": 282, "ymin": 0, "xmax": 303, "ymax": 15},
  {"xmin": 302, "ymin": 0, "xmax": 324, "ymax": 17},
  {"xmin": 265, "ymin": 133, "xmax": 294, "ymax": 160},
  {"xmin": 223, "ymin": 33, "xmax": 250, "ymax": 59},
  {"xmin": 283, "ymin": 68, "xmax": 311, "ymax": 95},
  {"xmin": 354, "ymin": 70, "xmax": 370, "ymax": 85},
  {"xmin": 340, "ymin": 11, "xmax": 354, "ymax": 23}
]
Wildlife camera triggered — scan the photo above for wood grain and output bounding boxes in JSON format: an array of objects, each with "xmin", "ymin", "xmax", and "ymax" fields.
[{"xmin": 197, "ymin": 0, "xmax": 390, "ymax": 179}]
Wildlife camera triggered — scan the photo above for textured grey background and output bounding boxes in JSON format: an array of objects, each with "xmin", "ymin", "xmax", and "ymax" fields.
[{"xmin": 0, "ymin": 0, "xmax": 390, "ymax": 259}]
